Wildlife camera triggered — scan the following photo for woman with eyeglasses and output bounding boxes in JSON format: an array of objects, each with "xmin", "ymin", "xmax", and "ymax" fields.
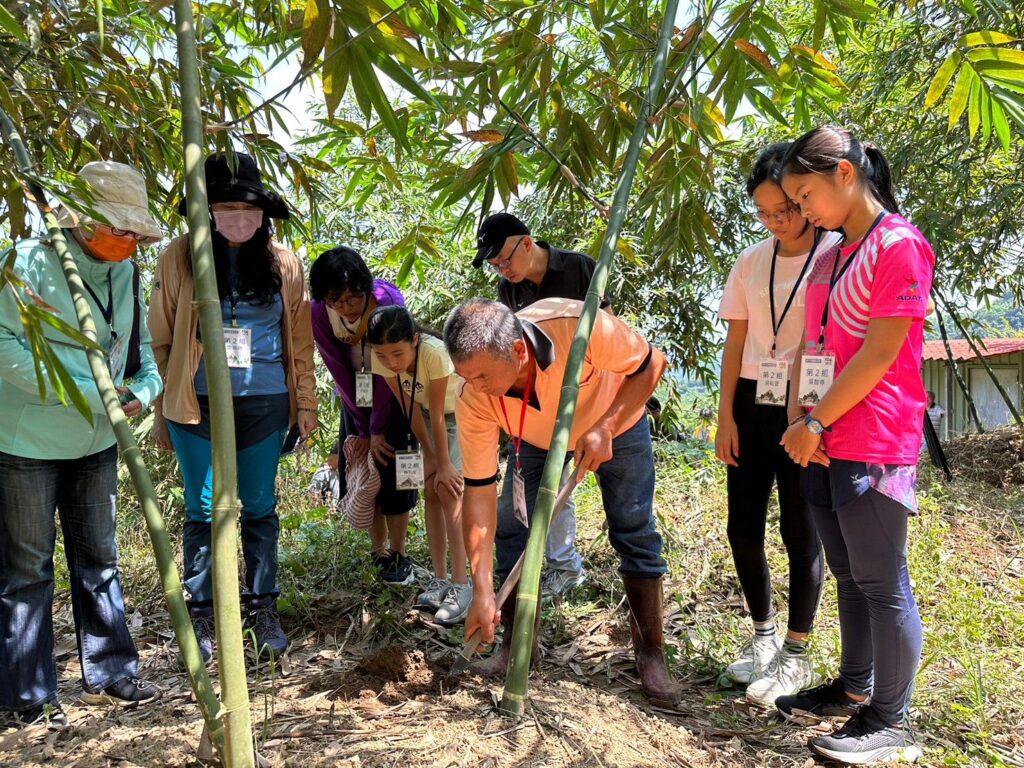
[
  {"xmin": 308, "ymin": 246, "xmax": 418, "ymax": 585},
  {"xmin": 716, "ymin": 143, "xmax": 841, "ymax": 706},
  {"xmin": 149, "ymin": 153, "xmax": 317, "ymax": 666}
]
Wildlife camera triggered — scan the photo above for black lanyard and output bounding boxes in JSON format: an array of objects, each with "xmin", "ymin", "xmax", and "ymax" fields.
[
  {"xmin": 768, "ymin": 230, "xmax": 821, "ymax": 358},
  {"xmin": 395, "ymin": 344, "xmax": 421, "ymax": 444},
  {"xmin": 83, "ymin": 272, "xmax": 116, "ymax": 340},
  {"xmin": 816, "ymin": 211, "xmax": 888, "ymax": 351}
]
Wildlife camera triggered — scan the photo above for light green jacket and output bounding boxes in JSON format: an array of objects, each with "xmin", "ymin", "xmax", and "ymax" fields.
[{"xmin": 0, "ymin": 237, "xmax": 162, "ymax": 459}]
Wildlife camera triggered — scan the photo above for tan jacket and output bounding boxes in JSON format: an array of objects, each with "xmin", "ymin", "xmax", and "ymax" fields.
[{"xmin": 148, "ymin": 235, "xmax": 316, "ymax": 425}]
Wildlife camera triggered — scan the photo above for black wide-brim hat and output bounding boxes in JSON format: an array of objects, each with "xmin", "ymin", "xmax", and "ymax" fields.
[{"xmin": 176, "ymin": 152, "xmax": 290, "ymax": 220}]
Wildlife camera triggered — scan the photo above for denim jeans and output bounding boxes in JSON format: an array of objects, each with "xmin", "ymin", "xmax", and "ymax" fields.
[
  {"xmin": 0, "ymin": 447, "xmax": 139, "ymax": 712},
  {"xmin": 498, "ymin": 446, "xmax": 583, "ymax": 575},
  {"xmin": 810, "ymin": 484, "xmax": 923, "ymax": 725},
  {"xmin": 495, "ymin": 417, "xmax": 666, "ymax": 581},
  {"xmin": 167, "ymin": 422, "xmax": 287, "ymax": 605}
]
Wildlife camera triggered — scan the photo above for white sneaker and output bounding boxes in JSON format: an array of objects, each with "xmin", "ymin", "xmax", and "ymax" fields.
[
  {"xmin": 417, "ymin": 578, "xmax": 451, "ymax": 610},
  {"xmin": 434, "ymin": 581, "xmax": 473, "ymax": 626},
  {"xmin": 725, "ymin": 633, "xmax": 781, "ymax": 685},
  {"xmin": 746, "ymin": 645, "xmax": 817, "ymax": 707}
]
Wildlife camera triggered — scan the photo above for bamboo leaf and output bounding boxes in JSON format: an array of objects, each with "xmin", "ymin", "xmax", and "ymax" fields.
[
  {"xmin": 925, "ymin": 51, "xmax": 962, "ymax": 109},
  {"xmin": 968, "ymin": 69, "xmax": 982, "ymax": 137},
  {"xmin": 323, "ymin": 25, "xmax": 351, "ymax": 119},
  {"xmin": 948, "ymin": 65, "xmax": 975, "ymax": 130},
  {"xmin": 0, "ymin": 4, "xmax": 27, "ymax": 42},
  {"xmin": 991, "ymin": 98, "xmax": 1011, "ymax": 149},
  {"xmin": 958, "ymin": 31, "xmax": 1017, "ymax": 48},
  {"xmin": 966, "ymin": 47, "xmax": 1024, "ymax": 66},
  {"xmin": 301, "ymin": 0, "xmax": 331, "ymax": 68}
]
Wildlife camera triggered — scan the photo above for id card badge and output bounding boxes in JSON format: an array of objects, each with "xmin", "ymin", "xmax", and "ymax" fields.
[
  {"xmin": 755, "ymin": 358, "xmax": 789, "ymax": 406},
  {"xmin": 395, "ymin": 449, "xmax": 425, "ymax": 491},
  {"xmin": 224, "ymin": 328, "xmax": 252, "ymax": 368},
  {"xmin": 108, "ymin": 334, "xmax": 127, "ymax": 381},
  {"xmin": 355, "ymin": 371, "xmax": 373, "ymax": 407},
  {"xmin": 512, "ymin": 467, "xmax": 529, "ymax": 528},
  {"xmin": 798, "ymin": 354, "xmax": 836, "ymax": 407}
]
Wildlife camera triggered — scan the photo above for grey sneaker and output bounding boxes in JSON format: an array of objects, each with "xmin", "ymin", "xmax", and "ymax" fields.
[
  {"xmin": 434, "ymin": 581, "xmax": 473, "ymax": 626},
  {"xmin": 725, "ymin": 633, "xmax": 781, "ymax": 685},
  {"xmin": 541, "ymin": 568, "xmax": 586, "ymax": 599},
  {"xmin": 417, "ymin": 578, "xmax": 451, "ymax": 610},
  {"xmin": 809, "ymin": 705, "xmax": 922, "ymax": 764},
  {"xmin": 190, "ymin": 608, "xmax": 215, "ymax": 665},
  {"xmin": 246, "ymin": 598, "xmax": 289, "ymax": 661}
]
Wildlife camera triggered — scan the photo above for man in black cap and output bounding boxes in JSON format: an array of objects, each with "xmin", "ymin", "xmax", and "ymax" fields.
[{"xmin": 472, "ymin": 213, "xmax": 612, "ymax": 599}]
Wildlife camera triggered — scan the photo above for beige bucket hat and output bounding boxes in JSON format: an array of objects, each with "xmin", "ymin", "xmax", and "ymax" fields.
[{"xmin": 55, "ymin": 161, "xmax": 164, "ymax": 244}]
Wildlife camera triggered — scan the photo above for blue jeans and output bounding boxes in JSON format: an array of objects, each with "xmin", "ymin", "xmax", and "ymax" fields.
[
  {"xmin": 809, "ymin": 478, "xmax": 922, "ymax": 725},
  {"xmin": 495, "ymin": 417, "xmax": 666, "ymax": 581},
  {"xmin": 167, "ymin": 422, "xmax": 287, "ymax": 605},
  {"xmin": 499, "ymin": 447, "xmax": 583, "ymax": 575},
  {"xmin": 0, "ymin": 447, "xmax": 139, "ymax": 712}
]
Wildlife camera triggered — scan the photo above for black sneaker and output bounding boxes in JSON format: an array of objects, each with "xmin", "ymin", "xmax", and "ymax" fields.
[
  {"xmin": 190, "ymin": 607, "xmax": 216, "ymax": 665},
  {"xmin": 380, "ymin": 552, "xmax": 414, "ymax": 585},
  {"xmin": 809, "ymin": 705, "xmax": 922, "ymax": 764},
  {"xmin": 81, "ymin": 676, "xmax": 163, "ymax": 708},
  {"xmin": 1, "ymin": 701, "xmax": 68, "ymax": 730},
  {"xmin": 776, "ymin": 678, "xmax": 864, "ymax": 723},
  {"xmin": 245, "ymin": 597, "xmax": 289, "ymax": 661},
  {"xmin": 372, "ymin": 550, "xmax": 395, "ymax": 578}
]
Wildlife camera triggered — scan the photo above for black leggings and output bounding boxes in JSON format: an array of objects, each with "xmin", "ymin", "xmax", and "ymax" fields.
[{"xmin": 726, "ymin": 378, "xmax": 823, "ymax": 633}]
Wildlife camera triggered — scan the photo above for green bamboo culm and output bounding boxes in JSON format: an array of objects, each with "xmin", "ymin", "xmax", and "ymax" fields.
[
  {"xmin": 172, "ymin": 1, "xmax": 256, "ymax": 765},
  {"xmin": 0, "ymin": 107, "xmax": 226, "ymax": 758},
  {"xmin": 499, "ymin": 0, "xmax": 681, "ymax": 719}
]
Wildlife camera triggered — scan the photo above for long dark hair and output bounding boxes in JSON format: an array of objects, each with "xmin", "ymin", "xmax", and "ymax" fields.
[
  {"xmin": 746, "ymin": 141, "xmax": 791, "ymax": 197},
  {"xmin": 366, "ymin": 305, "xmax": 441, "ymax": 346},
  {"xmin": 780, "ymin": 126, "xmax": 900, "ymax": 214},
  {"xmin": 187, "ymin": 212, "xmax": 283, "ymax": 306}
]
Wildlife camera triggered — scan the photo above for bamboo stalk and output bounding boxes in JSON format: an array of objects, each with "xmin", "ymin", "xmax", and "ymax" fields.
[
  {"xmin": 0, "ymin": 107, "xmax": 226, "ymax": 759},
  {"xmin": 934, "ymin": 298, "xmax": 984, "ymax": 433},
  {"xmin": 499, "ymin": 0, "xmax": 680, "ymax": 719},
  {"xmin": 938, "ymin": 292, "xmax": 1023, "ymax": 427},
  {"xmin": 172, "ymin": 2, "xmax": 255, "ymax": 765}
]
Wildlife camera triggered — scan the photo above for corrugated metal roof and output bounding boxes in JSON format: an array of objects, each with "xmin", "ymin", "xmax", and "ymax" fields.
[{"xmin": 922, "ymin": 338, "xmax": 1024, "ymax": 362}]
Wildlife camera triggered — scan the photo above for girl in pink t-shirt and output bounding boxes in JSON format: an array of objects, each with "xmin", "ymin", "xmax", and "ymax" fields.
[
  {"xmin": 776, "ymin": 126, "xmax": 932, "ymax": 766},
  {"xmin": 716, "ymin": 143, "xmax": 839, "ymax": 708}
]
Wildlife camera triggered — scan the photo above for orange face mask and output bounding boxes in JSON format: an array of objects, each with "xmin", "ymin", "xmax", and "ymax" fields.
[{"xmin": 83, "ymin": 228, "xmax": 138, "ymax": 262}]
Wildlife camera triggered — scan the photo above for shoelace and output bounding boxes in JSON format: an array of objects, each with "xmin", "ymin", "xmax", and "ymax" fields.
[
  {"xmin": 251, "ymin": 608, "xmax": 282, "ymax": 638},
  {"xmin": 423, "ymin": 577, "xmax": 448, "ymax": 595},
  {"xmin": 125, "ymin": 676, "xmax": 152, "ymax": 690}
]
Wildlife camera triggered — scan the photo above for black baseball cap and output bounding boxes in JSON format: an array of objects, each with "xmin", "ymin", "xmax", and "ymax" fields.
[{"xmin": 472, "ymin": 212, "xmax": 530, "ymax": 268}]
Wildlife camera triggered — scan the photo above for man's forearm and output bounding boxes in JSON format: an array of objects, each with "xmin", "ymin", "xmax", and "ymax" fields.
[{"xmin": 462, "ymin": 484, "xmax": 497, "ymax": 591}]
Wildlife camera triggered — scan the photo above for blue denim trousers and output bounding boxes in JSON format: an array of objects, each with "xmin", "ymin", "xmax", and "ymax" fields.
[
  {"xmin": 495, "ymin": 417, "xmax": 666, "ymax": 581},
  {"xmin": 167, "ymin": 422, "xmax": 287, "ymax": 606},
  {"xmin": 0, "ymin": 446, "xmax": 139, "ymax": 712},
  {"xmin": 498, "ymin": 445, "xmax": 583, "ymax": 575}
]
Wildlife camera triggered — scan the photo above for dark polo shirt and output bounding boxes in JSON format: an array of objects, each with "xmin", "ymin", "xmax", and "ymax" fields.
[{"xmin": 497, "ymin": 241, "xmax": 612, "ymax": 311}]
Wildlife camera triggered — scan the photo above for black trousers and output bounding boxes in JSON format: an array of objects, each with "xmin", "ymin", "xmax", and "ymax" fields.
[{"xmin": 725, "ymin": 378, "xmax": 823, "ymax": 633}]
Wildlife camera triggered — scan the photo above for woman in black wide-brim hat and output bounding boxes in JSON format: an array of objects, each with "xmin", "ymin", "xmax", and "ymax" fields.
[{"xmin": 148, "ymin": 152, "xmax": 317, "ymax": 665}]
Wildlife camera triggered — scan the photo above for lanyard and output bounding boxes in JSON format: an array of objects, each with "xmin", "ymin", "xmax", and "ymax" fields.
[
  {"xmin": 768, "ymin": 230, "xmax": 821, "ymax": 357},
  {"xmin": 816, "ymin": 211, "xmax": 888, "ymax": 351},
  {"xmin": 395, "ymin": 344, "xmax": 421, "ymax": 443},
  {"xmin": 228, "ymin": 289, "xmax": 240, "ymax": 328},
  {"xmin": 499, "ymin": 353, "xmax": 533, "ymax": 472},
  {"xmin": 83, "ymin": 272, "xmax": 116, "ymax": 340}
]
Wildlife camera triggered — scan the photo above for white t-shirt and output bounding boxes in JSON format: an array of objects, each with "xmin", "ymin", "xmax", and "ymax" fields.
[
  {"xmin": 927, "ymin": 404, "xmax": 944, "ymax": 432},
  {"xmin": 719, "ymin": 233, "xmax": 843, "ymax": 379}
]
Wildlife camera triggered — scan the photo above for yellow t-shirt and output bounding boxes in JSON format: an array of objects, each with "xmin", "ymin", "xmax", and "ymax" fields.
[{"xmin": 371, "ymin": 334, "xmax": 458, "ymax": 414}]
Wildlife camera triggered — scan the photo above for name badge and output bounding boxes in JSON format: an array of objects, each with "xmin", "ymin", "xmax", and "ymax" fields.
[
  {"xmin": 355, "ymin": 371, "xmax": 373, "ymax": 407},
  {"xmin": 755, "ymin": 358, "xmax": 789, "ymax": 406},
  {"xmin": 108, "ymin": 333, "xmax": 127, "ymax": 381},
  {"xmin": 798, "ymin": 354, "xmax": 836, "ymax": 407},
  {"xmin": 224, "ymin": 328, "xmax": 252, "ymax": 368},
  {"xmin": 395, "ymin": 449, "xmax": 424, "ymax": 491},
  {"xmin": 512, "ymin": 468, "xmax": 529, "ymax": 528}
]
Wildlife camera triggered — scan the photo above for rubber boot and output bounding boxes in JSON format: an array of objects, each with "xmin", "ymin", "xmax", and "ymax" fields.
[
  {"xmin": 622, "ymin": 576, "xmax": 682, "ymax": 707},
  {"xmin": 469, "ymin": 582, "xmax": 542, "ymax": 678}
]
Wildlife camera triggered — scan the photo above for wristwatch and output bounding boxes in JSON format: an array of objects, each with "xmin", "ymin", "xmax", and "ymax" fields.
[{"xmin": 804, "ymin": 414, "xmax": 827, "ymax": 435}]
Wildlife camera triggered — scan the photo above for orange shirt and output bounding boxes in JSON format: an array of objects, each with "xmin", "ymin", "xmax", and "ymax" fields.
[{"xmin": 455, "ymin": 298, "xmax": 653, "ymax": 482}]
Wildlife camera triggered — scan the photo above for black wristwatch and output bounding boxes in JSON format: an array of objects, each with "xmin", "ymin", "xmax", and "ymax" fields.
[{"xmin": 804, "ymin": 414, "xmax": 827, "ymax": 436}]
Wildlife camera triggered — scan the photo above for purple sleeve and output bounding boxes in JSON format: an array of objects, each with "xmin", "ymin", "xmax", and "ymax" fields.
[{"xmin": 311, "ymin": 301, "xmax": 371, "ymax": 437}]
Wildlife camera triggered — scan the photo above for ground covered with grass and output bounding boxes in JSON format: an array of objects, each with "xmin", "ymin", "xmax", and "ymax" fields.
[{"xmin": 2, "ymin": 432, "xmax": 1022, "ymax": 767}]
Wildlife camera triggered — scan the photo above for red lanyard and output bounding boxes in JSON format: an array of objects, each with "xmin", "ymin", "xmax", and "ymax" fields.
[{"xmin": 499, "ymin": 359, "xmax": 532, "ymax": 472}]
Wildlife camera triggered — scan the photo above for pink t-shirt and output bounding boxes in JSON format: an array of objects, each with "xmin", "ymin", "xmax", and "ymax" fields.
[
  {"xmin": 719, "ymin": 233, "xmax": 842, "ymax": 379},
  {"xmin": 802, "ymin": 214, "xmax": 935, "ymax": 464}
]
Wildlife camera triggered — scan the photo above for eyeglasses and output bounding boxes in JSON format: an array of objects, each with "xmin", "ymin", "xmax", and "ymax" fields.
[
  {"xmin": 327, "ymin": 291, "xmax": 366, "ymax": 310},
  {"xmin": 754, "ymin": 206, "xmax": 798, "ymax": 226},
  {"xmin": 93, "ymin": 224, "xmax": 147, "ymax": 242},
  {"xmin": 486, "ymin": 237, "xmax": 526, "ymax": 274}
]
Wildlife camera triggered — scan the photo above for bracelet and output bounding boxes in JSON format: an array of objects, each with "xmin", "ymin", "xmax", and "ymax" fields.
[{"xmin": 788, "ymin": 415, "xmax": 804, "ymax": 426}]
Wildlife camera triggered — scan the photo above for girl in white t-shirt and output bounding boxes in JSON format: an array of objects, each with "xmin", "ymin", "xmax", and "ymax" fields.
[
  {"xmin": 716, "ymin": 143, "xmax": 841, "ymax": 705},
  {"xmin": 367, "ymin": 306, "xmax": 471, "ymax": 625}
]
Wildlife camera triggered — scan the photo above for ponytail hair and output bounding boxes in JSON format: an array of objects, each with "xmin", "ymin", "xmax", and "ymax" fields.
[
  {"xmin": 780, "ymin": 126, "xmax": 900, "ymax": 214},
  {"xmin": 746, "ymin": 141, "xmax": 791, "ymax": 197},
  {"xmin": 366, "ymin": 305, "xmax": 441, "ymax": 346}
]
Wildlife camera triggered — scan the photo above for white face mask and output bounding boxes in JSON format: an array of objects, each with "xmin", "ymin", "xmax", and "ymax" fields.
[{"xmin": 213, "ymin": 209, "xmax": 263, "ymax": 243}]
